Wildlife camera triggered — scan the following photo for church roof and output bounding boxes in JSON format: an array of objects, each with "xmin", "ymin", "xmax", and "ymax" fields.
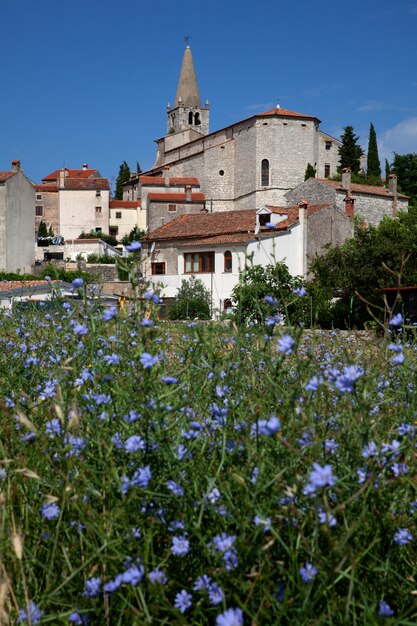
[
  {"xmin": 257, "ymin": 106, "xmax": 318, "ymax": 121},
  {"xmin": 174, "ymin": 46, "xmax": 201, "ymax": 109}
]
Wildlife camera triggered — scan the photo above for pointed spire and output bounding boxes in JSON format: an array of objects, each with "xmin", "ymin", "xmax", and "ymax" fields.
[{"xmin": 174, "ymin": 46, "xmax": 201, "ymax": 108}]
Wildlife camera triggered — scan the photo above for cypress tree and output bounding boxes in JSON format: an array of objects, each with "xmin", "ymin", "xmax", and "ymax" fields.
[
  {"xmin": 338, "ymin": 126, "xmax": 364, "ymax": 174},
  {"xmin": 37, "ymin": 220, "xmax": 48, "ymax": 237},
  {"xmin": 114, "ymin": 161, "xmax": 131, "ymax": 200},
  {"xmin": 304, "ymin": 163, "xmax": 316, "ymax": 181},
  {"xmin": 367, "ymin": 123, "xmax": 381, "ymax": 178},
  {"xmin": 385, "ymin": 159, "xmax": 391, "ymax": 184}
]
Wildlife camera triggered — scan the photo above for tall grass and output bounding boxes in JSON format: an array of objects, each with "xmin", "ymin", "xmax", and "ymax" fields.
[{"xmin": 0, "ymin": 288, "xmax": 416, "ymax": 624}]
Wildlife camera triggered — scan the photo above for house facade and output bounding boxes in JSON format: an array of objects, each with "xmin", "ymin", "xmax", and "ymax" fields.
[
  {"xmin": 35, "ymin": 165, "xmax": 110, "ymax": 240},
  {"xmin": 0, "ymin": 160, "xmax": 35, "ymax": 272},
  {"xmin": 109, "ymin": 200, "xmax": 143, "ymax": 240},
  {"xmin": 143, "ymin": 202, "xmax": 353, "ymax": 312}
]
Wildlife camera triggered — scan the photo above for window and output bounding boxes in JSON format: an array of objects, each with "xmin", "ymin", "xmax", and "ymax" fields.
[
  {"xmin": 115, "ymin": 211, "xmax": 122, "ymax": 219},
  {"xmin": 184, "ymin": 252, "xmax": 215, "ymax": 273},
  {"xmin": 35, "ymin": 206, "xmax": 43, "ymax": 216},
  {"xmin": 151, "ymin": 262, "xmax": 166, "ymax": 275},
  {"xmin": 96, "ymin": 227, "xmax": 102, "ymax": 233},
  {"xmin": 109, "ymin": 226, "xmax": 118, "ymax": 237},
  {"xmin": 188, "ymin": 112, "xmax": 193, "ymax": 124},
  {"xmin": 96, "ymin": 190, "xmax": 101, "ymax": 197},
  {"xmin": 168, "ymin": 204, "xmax": 177, "ymax": 212},
  {"xmin": 36, "ymin": 194, "xmax": 42, "ymax": 201},
  {"xmin": 95, "ymin": 206, "xmax": 102, "ymax": 215},
  {"xmin": 324, "ymin": 163, "xmax": 331, "ymax": 178},
  {"xmin": 224, "ymin": 250, "xmax": 232, "ymax": 272},
  {"xmin": 223, "ymin": 299, "xmax": 233, "ymax": 313},
  {"xmin": 259, "ymin": 213, "xmax": 271, "ymax": 226},
  {"xmin": 261, "ymin": 159, "xmax": 269, "ymax": 186},
  {"xmin": 325, "ymin": 141, "xmax": 332, "ymax": 151},
  {"xmin": 219, "ymin": 170, "xmax": 225, "ymax": 176},
  {"xmin": 194, "ymin": 112, "xmax": 201, "ymax": 125}
]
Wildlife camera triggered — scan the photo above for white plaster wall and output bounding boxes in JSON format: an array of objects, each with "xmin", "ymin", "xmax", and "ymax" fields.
[
  {"xmin": 110, "ymin": 207, "xmax": 145, "ymax": 239},
  {"xmin": 59, "ymin": 190, "xmax": 110, "ymax": 239}
]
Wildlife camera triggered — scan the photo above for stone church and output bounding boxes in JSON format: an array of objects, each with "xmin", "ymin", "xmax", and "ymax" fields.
[{"xmin": 131, "ymin": 45, "xmax": 343, "ymax": 211}]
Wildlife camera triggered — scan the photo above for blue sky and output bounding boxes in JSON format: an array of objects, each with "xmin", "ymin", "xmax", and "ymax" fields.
[{"xmin": 1, "ymin": 0, "xmax": 416, "ymax": 190}]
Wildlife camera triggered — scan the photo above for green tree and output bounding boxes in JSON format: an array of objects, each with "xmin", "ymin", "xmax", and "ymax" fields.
[
  {"xmin": 121, "ymin": 226, "xmax": 145, "ymax": 247},
  {"xmin": 231, "ymin": 262, "xmax": 308, "ymax": 326},
  {"xmin": 37, "ymin": 220, "xmax": 48, "ymax": 238},
  {"xmin": 366, "ymin": 123, "xmax": 381, "ymax": 178},
  {"xmin": 385, "ymin": 158, "xmax": 391, "ymax": 183},
  {"xmin": 169, "ymin": 275, "xmax": 212, "ymax": 320},
  {"xmin": 338, "ymin": 126, "xmax": 364, "ymax": 174},
  {"xmin": 136, "ymin": 162, "xmax": 143, "ymax": 175},
  {"xmin": 304, "ymin": 163, "xmax": 316, "ymax": 181},
  {"xmin": 391, "ymin": 153, "xmax": 417, "ymax": 203},
  {"xmin": 78, "ymin": 229, "xmax": 118, "ymax": 247},
  {"xmin": 309, "ymin": 212, "xmax": 417, "ymax": 327},
  {"xmin": 114, "ymin": 161, "xmax": 131, "ymax": 200}
]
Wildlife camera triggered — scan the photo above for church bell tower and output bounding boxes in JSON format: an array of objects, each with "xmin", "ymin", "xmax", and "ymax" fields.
[{"xmin": 167, "ymin": 45, "xmax": 209, "ymax": 137}]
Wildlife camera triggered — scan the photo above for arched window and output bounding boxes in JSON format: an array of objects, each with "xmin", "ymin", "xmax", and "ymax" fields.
[
  {"xmin": 194, "ymin": 112, "xmax": 201, "ymax": 125},
  {"xmin": 223, "ymin": 299, "xmax": 233, "ymax": 313},
  {"xmin": 188, "ymin": 111, "xmax": 193, "ymax": 124},
  {"xmin": 224, "ymin": 250, "xmax": 232, "ymax": 272},
  {"xmin": 261, "ymin": 159, "xmax": 270, "ymax": 186}
]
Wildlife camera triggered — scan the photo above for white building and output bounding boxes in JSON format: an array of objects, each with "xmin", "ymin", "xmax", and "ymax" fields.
[{"xmin": 143, "ymin": 202, "xmax": 354, "ymax": 313}]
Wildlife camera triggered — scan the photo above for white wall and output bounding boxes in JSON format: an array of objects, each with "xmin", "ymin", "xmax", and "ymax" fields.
[{"xmin": 59, "ymin": 189, "xmax": 110, "ymax": 239}]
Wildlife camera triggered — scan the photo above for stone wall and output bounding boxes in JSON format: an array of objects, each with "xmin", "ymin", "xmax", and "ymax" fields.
[{"xmin": 307, "ymin": 206, "xmax": 353, "ymax": 268}]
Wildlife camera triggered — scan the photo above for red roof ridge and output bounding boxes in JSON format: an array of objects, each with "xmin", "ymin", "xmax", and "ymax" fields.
[{"xmin": 110, "ymin": 200, "xmax": 140, "ymax": 208}]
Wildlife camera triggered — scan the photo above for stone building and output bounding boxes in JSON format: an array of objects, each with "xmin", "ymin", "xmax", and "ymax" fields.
[
  {"xmin": 35, "ymin": 165, "xmax": 110, "ymax": 240},
  {"xmin": 285, "ymin": 169, "xmax": 408, "ymax": 227},
  {"xmin": 141, "ymin": 45, "xmax": 345, "ymax": 211},
  {"xmin": 0, "ymin": 160, "xmax": 35, "ymax": 272}
]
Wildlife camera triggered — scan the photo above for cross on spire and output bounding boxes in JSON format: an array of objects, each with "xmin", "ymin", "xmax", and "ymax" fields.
[{"xmin": 184, "ymin": 35, "xmax": 191, "ymax": 46}]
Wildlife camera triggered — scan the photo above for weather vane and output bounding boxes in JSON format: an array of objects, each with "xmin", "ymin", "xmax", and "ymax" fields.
[{"xmin": 184, "ymin": 35, "xmax": 191, "ymax": 45}]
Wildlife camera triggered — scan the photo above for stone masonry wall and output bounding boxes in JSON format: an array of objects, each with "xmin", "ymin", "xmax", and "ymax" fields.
[
  {"xmin": 307, "ymin": 206, "xmax": 354, "ymax": 268},
  {"xmin": 335, "ymin": 192, "xmax": 408, "ymax": 227}
]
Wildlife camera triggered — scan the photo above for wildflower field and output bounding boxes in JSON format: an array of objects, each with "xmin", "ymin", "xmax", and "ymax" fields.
[{"xmin": 1, "ymin": 286, "xmax": 417, "ymax": 625}]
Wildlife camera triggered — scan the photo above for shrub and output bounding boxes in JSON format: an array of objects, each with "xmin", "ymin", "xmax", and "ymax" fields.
[{"xmin": 169, "ymin": 275, "xmax": 212, "ymax": 320}]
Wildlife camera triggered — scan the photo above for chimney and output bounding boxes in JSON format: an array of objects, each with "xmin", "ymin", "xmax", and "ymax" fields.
[
  {"xmin": 82, "ymin": 163, "xmax": 88, "ymax": 170},
  {"xmin": 11, "ymin": 160, "xmax": 21, "ymax": 172},
  {"xmin": 389, "ymin": 174, "xmax": 398, "ymax": 216},
  {"xmin": 163, "ymin": 166, "xmax": 170, "ymax": 186},
  {"xmin": 344, "ymin": 194, "xmax": 355, "ymax": 219},
  {"xmin": 342, "ymin": 167, "xmax": 351, "ymax": 192},
  {"xmin": 185, "ymin": 185, "xmax": 192, "ymax": 201},
  {"xmin": 59, "ymin": 169, "xmax": 66, "ymax": 188},
  {"xmin": 298, "ymin": 201, "xmax": 308, "ymax": 278}
]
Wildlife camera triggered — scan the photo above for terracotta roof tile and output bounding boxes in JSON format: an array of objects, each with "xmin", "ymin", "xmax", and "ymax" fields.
[
  {"xmin": 35, "ymin": 183, "xmax": 58, "ymax": 192},
  {"xmin": 62, "ymin": 178, "xmax": 109, "ymax": 190},
  {"xmin": 0, "ymin": 280, "xmax": 53, "ymax": 292},
  {"xmin": 0, "ymin": 171, "xmax": 17, "ymax": 182},
  {"xmin": 257, "ymin": 107, "xmax": 317, "ymax": 120},
  {"xmin": 317, "ymin": 178, "xmax": 408, "ymax": 199},
  {"xmin": 43, "ymin": 168, "xmax": 99, "ymax": 182},
  {"xmin": 148, "ymin": 192, "xmax": 205, "ymax": 202},
  {"xmin": 110, "ymin": 200, "xmax": 141, "ymax": 208},
  {"xmin": 139, "ymin": 176, "xmax": 200, "ymax": 187},
  {"xmin": 147, "ymin": 204, "xmax": 332, "ymax": 244}
]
